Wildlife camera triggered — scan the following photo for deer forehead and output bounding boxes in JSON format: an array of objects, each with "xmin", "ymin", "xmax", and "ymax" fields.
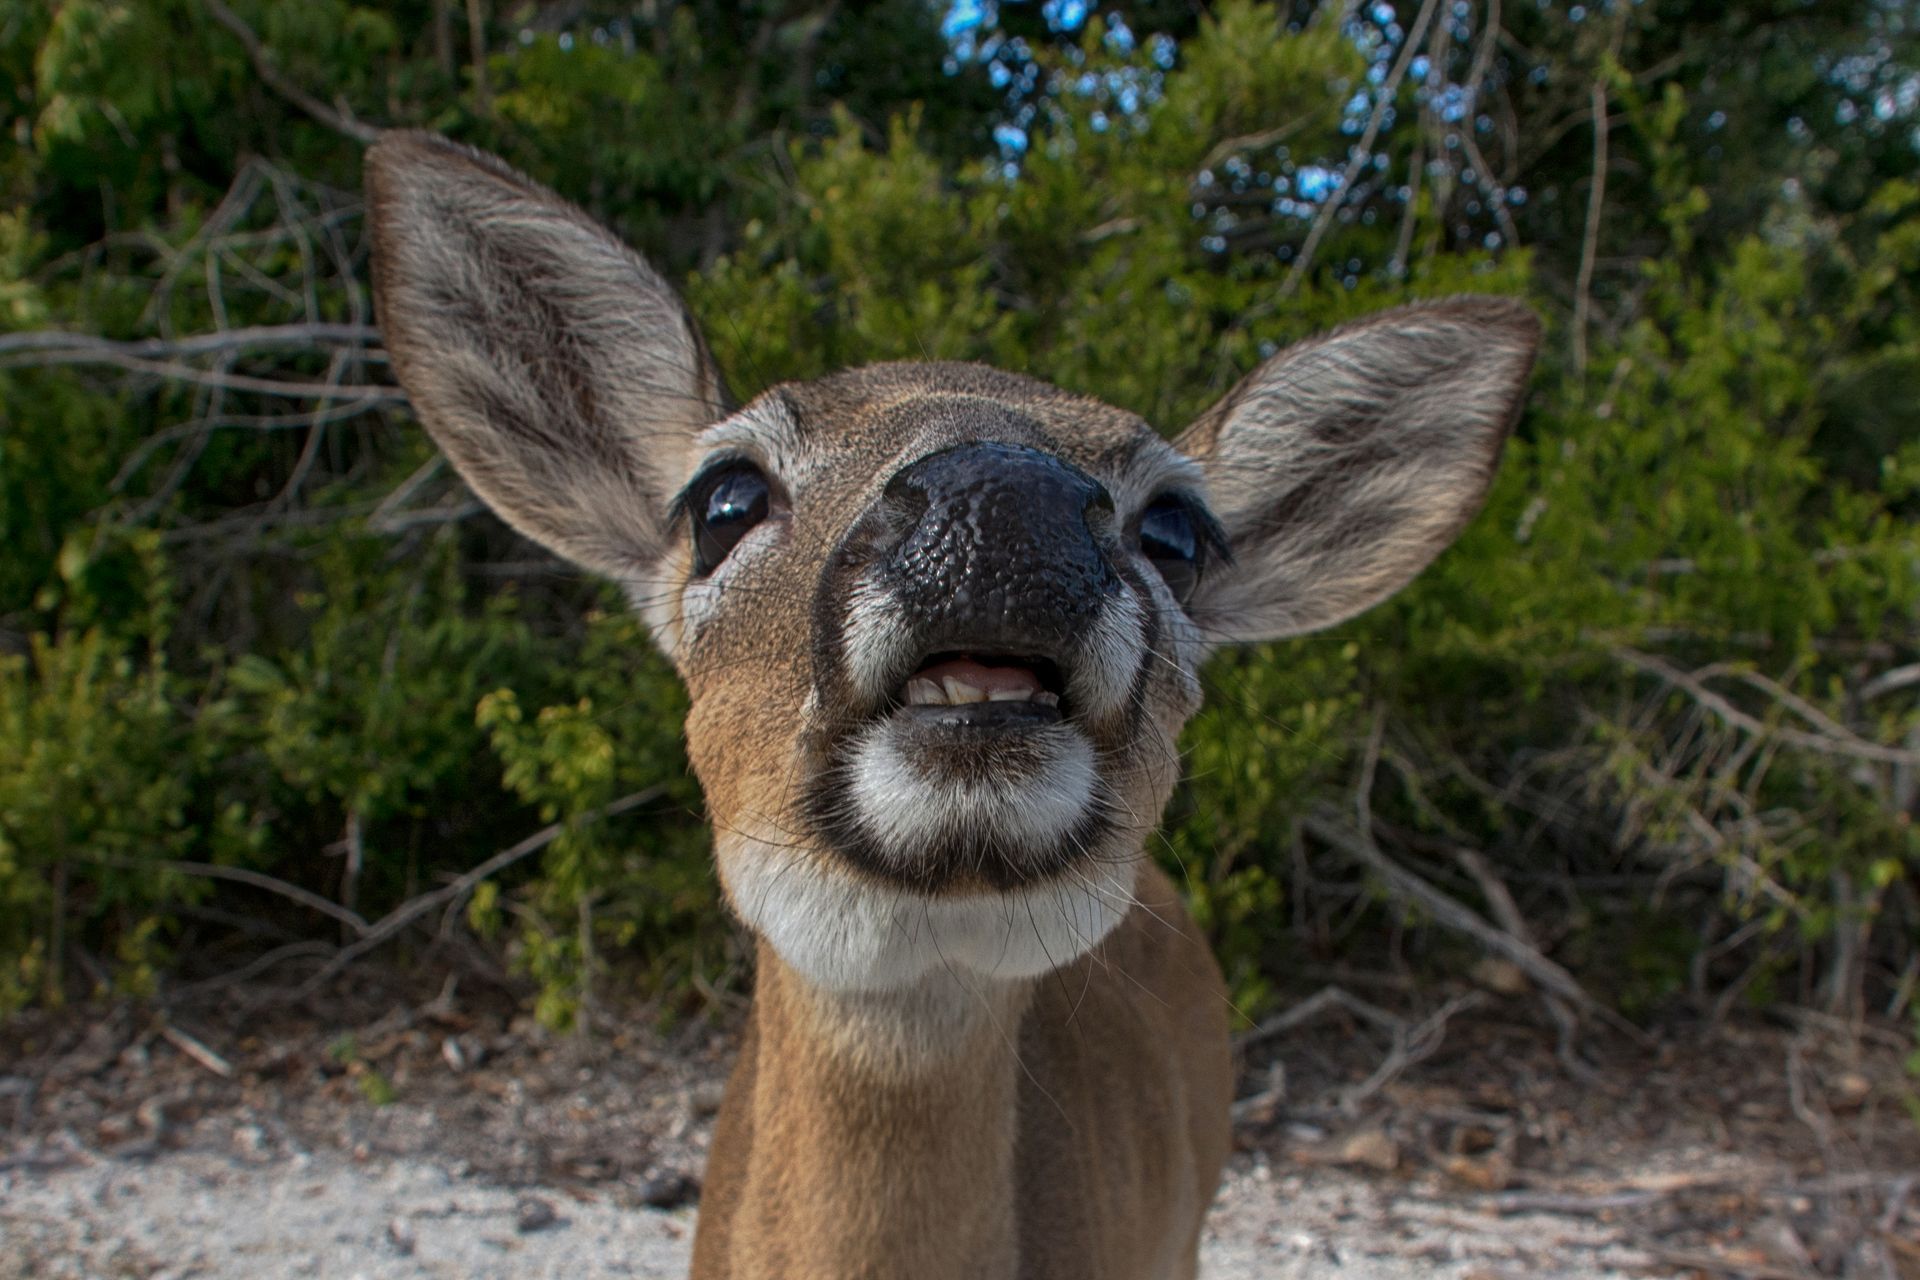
[{"xmin": 685, "ymin": 362, "xmax": 1196, "ymax": 516}]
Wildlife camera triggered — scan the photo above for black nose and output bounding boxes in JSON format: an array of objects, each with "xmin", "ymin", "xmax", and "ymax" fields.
[{"xmin": 878, "ymin": 442, "xmax": 1118, "ymax": 650}]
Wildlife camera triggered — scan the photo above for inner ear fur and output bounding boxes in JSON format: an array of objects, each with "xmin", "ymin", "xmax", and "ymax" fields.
[
  {"xmin": 1176, "ymin": 296, "xmax": 1541, "ymax": 645},
  {"xmin": 366, "ymin": 131, "xmax": 729, "ymax": 578}
]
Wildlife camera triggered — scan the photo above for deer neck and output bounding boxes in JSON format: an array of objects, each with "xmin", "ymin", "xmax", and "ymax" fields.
[{"xmin": 704, "ymin": 940, "xmax": 1034, "ymax": 1279}]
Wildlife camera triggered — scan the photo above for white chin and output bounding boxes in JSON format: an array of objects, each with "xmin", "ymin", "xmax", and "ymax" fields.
[
  {"xmin": 841, "ymin": 719, "xmax": 1100, "ymax": 876},
  {"xmin": 718, "ymin": 829, "xmax": 1136, "ymax": 993}
]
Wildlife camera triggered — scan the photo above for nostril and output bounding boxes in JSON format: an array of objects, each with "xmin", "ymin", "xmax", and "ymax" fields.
[
  {"xmin": 881, "ymin": 470, "xmax": 932, "ymax": 526},
  {"xmin": 1082, "ymin": 482, "xmax": 1116, "ymax": 528}
]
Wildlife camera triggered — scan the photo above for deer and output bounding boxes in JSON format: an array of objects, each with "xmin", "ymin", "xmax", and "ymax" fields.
[{"xmin": 364, "ymin": 131, "xmax": 1540, "ymax": 1280}]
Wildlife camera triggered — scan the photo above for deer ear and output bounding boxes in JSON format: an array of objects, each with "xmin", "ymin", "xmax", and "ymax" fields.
[
  {"xmin": 1175, "ymin": 297, "xmax": 1540, "ymax": 644},
  {"xmin": 366, "ymin": 131, "xmax": 729, "ymax": 577}
]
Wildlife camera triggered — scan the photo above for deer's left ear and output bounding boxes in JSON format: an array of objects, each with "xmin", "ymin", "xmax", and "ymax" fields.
[{"xmin": 1175, "ymin": 297, "xmax": 1540, "ymax": 645}]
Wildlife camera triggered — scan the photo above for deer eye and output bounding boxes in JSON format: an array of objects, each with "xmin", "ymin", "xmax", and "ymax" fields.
[
  {"xmin": 691, "ymin": 463, "xmax": 771, "ymax": 576},
  {"xmin": 1139, "ymin": 495, "xmax": 1203, "ymax": 605}
]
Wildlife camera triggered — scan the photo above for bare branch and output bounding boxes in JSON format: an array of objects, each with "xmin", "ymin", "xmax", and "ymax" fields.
[
  {"xmin": 76, "ymin": 852, "xmax": 370, "ymax": 934},
  {"xmin": 1, "ymin": 347, "xmax": 401, "ymax": 402},
  {"xmin": 1464, "ymin": 0, "xmax": 1502, "ymax": 112},
  {"xmin": 1197, "ymin": 118, "xmax": 1316, "ymax": 175},
  {"xmin": 1859, "ymin": 662, "xmax": 1920, "ymax": 704},
  {"xmin": 112, "ymin": 400, "xmax": 383, "ymax": 493},
  {"xmin": 1615, "ymin": 648, "xmax": 1920, "ymax": 766},
  {"xmin": 1279, "ymin": 0, "xmax": 1442, "ymax": 300},
  {"xmin": 1572, "ymin": 21, "xmax": 1626, "ymax": 378},
  {"xmin": 1302, "ymin": 810, "xmax": 1649, "ymax": 1044},
  {"xmin": 1570, "ymin": 79, "xmax": 1606, "ymax": 379},
  {"xmin": 164, "ymin": 941, "xmax": 338, "ymax": 1003},
  {"xmin": 1389, "ymin": 135, "xmax": 1423, "ymax": 277},
  {"xmin": 1235, "ymin": 983, "xmax": 1404, "ymax": 1052},
  {"xmin": 1235, "ymin": 982, "xmax": 1486, "ymax": 1114},
  {"xmin": 158, "ymin": 1022, "xmax": 235, "ymax": 1078},
  {"xmin": 203, "ymin": 0, "xmax": 382, "ymax": 145},
  {"xmin": 465, "ymin": 0, "xmax": 492, "ymax": 115},
  {"xmin": 0, "ymin": 322, "xmax": 380, "ymax": 361},
  {"xmin": 1342, "ymin": 990, "xmax": 1484, "ymax": 1109},
  {"xmin": 1457, "ymin": 125, "xmax": 1522, "ymax": 249},
  {"xmin": 288, "ymin": 785, "xmax": 670, "ymax": 1000}
]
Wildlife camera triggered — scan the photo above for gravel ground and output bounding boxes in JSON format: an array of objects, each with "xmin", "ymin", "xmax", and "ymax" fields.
[
  {"xmin": 1, "ymin": 1146, "xmax": 1660, "ymax": 1280},
  {"xmin": 4, "ymin": 992, "xmax": 1912, "ymax": 1278}
]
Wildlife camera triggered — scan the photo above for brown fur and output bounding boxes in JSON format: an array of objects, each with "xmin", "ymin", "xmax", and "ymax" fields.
[
  {"xmin": 689, "ymin": 864, "xmax": 1231, "ymax": 1280},
  {"xmin": 365, "ymin": 131, "xmax": 1539, "ymax": 1280}
]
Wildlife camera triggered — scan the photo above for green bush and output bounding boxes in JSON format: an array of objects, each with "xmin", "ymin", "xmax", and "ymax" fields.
[{"xmin": 1, "ymin": 0, "xmax": 1914, "ymax": 1028}]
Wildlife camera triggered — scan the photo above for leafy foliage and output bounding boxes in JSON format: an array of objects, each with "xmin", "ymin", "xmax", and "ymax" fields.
[{"xmin": 1, "ymin": 0, "xmax": 1916, "ymax": 1030}]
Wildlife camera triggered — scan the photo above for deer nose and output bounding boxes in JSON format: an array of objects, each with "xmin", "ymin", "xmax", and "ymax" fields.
[{"xmin": 878, "ymin": 442, "xmax": 1119, "ymax": 647}]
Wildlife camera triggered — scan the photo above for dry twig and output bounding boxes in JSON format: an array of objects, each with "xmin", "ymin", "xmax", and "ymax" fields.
[
  {"xmin": 1279, "ymin": 0, "xmax": 1442, "ymax": 299},
  {"xmin": 1302, "ymin": 810, "xmax": 1649, "ymax": 1045},
  {"xmin": 157, "ymin": 1023, "xmax": 234, "ymax": 1078},
  {"xmin": 203, "ymin": 0, "xmax": 382, "ymax": 144},
  {"xmin": 1236, "ymin": 983, "xmax": 1404, "ymax": 1052},
  {"xmin": 0, "ymin": 322, "xmax": 378, "ymax": 362},
  {"xmin": 1235, "ymin": 983, "xmax": 1486, "ymax": 1116},
  {"xmin": 1616, "ymin": 649, "xmax": 1920, "ymax": 767},
  {"xmin": 77, "ymin": 853, "xmax": 369, "ymax": 935},
  {"xmin": 1570, "ymin": 78, "xmax": 1607, "ymax": 379},
  {"xmin": 287, "ymin": 785, "xmax": 669, "ymax": 1000}
]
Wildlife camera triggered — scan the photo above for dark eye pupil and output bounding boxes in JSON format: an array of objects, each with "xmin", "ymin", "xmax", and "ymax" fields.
[
  {"xmin": 1140, "ymin": 500, "xmax": 1197, "ymax": 562},
  {"xmin": 705, "ymin": 473, "xmax": 765, "ymax": 525},
  {"xmin": 692, "ymin": 465, "xmax": 771, "ymax": 575},
  {"xmin": 1140, "ymin": 497, "xmax": 1202, "ymax": 604}
]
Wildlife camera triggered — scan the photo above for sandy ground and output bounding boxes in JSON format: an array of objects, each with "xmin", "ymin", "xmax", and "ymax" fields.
[
  {"xmin": 2, "ymin": 1144, "xmax": 1666, "ymax": 1280},
  {"xmin": 3, "ymin": 991, "xmax": 1914, "ymax": 1278}
]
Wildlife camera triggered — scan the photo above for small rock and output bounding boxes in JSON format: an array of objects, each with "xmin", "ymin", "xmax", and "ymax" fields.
[
  {"xmin": 386, "ymin": 1218, "xmax": 416, "ymax": 1256},
  {"xmin": 1439, "ymin": 1150, "xmax": 1511, "ymax": 1191},
  {"xmin": 232, "ymin": 1123, "xmax": 270, "ymax": 1159},
  {"xmin": 1332, "ymin": 1126, "xmax": 1399, "ymax": 1172},
  {"xmin": 689, "ymin": 1081, "xmax": 727, "ymax": 1117},
  {"xmin": 1470, "ymin": 957, "xmax": 1530, "ymax": 996},
  {"xmin": 515, "ymin": 1194, "xmax": 561, "ymax": 1233},
  {"xmin": 1831, "ymin": 1071, "xmax": 1872, "ymax": 1110},
  {"xmin": 441, "ymin": 1037, "xmax": 467, "ymax": 1073},
  {"xmin": 636, "ymin": 1172, "xmax": 700, "ymax": 1209}
]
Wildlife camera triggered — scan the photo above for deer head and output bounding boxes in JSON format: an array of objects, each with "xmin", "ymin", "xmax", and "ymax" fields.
[{"xmin": 366, "ymin": 131, "xmax": 1538, "ymax": 1003}]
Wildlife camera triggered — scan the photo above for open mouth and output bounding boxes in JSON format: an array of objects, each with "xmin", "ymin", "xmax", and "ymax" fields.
[
  {"xmin": 892, "ymin": 652, "xmax": 1067, "ymax": 727},
  {"xmin": 813, "ymin": 646, "xmax": 1104, "ymax": 891}
]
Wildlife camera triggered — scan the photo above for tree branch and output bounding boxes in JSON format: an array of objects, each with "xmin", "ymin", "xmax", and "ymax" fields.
[
  {"xmin": 1280, "ymin": 0, "xmax": 1442, "ymax": 300},
  {"xmin": 0, "ymin": 322, "xmax": 380, "ymax": 361},
  {"xmin": 287, "ymin": 785, "xmax": 669, "ymax": 1000},
  {"xmin": 203, "ymin": 0, "xmax": 382, "ymax": 145},
  {"xmin": 1615, "ymin": 648, "xmax": 1920, "ymax": 766},
  {"xmin": 1302, "ymin": 810, "xmax": 1649, "ymax": 1044},
  {"xmin": 1570, "ymin": 77, "xmax": 1608, "ymax": 379},
  {"xmin": 77, "ymin": 852, "xmax": 369, "ymax": 934}
]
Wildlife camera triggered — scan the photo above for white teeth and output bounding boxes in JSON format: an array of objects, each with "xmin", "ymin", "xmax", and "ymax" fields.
[
  {"xmin": 900, "ymin": 673, "xmax": 1061, "ymax": 710},
  {"xmin": 942, "ymin": 676, "xmax": 987, "ymax": 705}
]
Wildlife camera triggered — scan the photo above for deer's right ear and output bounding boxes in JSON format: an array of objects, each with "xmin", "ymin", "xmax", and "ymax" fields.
[{"xmin": 366, "ymin": 131, "xmax": 728, "ymax": 577}]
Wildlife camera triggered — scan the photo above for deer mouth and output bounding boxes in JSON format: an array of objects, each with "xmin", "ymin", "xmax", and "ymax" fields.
[
  {"xmin": 891, "ymin": 652, "xmax": 1067, "ymax": 729},
  {"xmin": 800, "ymin": 644, "xmax": 1104, "ymax": 892}
]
